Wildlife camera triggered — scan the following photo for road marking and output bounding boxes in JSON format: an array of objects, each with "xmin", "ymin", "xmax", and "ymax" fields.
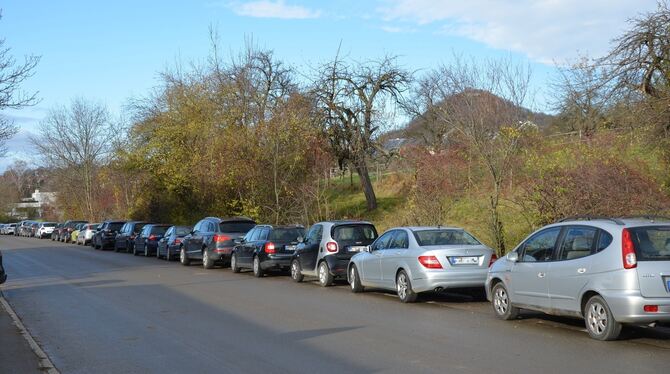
[{"xmin": 0, "ymin": 294, "xmax": 60, "ymax": 374}]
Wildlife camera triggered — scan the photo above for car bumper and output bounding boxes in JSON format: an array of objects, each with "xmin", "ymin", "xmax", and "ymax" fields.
[
  {"xmin": 210, "ymin": 247, "xmax": 234, "ymax": 262},
  {"xmin": 261, "ymin": 254, "xmax": 293, "ymax": 270},
  {"xmin": 324, "ymin": 257, "xmax": 350, "ymax": 278},
  {"xmin": 412, "ymin": 269, "xmax": 489, "ymax": 293},
  {"xmin": 598, "ymin": 289, "xmax": 670, "ymax": 323}
]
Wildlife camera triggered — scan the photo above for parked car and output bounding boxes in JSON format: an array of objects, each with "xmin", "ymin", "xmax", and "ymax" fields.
[
  {"xmin": 59, "ymin": 220, "xmax": 88, "ymax": 242},
  {"xmin": 4, "ymin": 223, "xmax": 16, "ymax": 235},
  {"xmin": 30, "ymin": 222, "xmax": 40, "ymax": 237},
  {"xmin": 180, "ymin": 217, "xmax": 256, "ymax": 268},
  {"xmin": 70, "ymin": 223, "xmax": 87, "ymax": 243},
  {"xmin": 0, "ymin": 250, "xmax": 6, "ymax": 284},
  {"xmin": 14, "ymin": 220, "xmax": 24, "ymax": 236},
  {"xmin": 487, "ymin": 217, "xmax": 670, "ymax": 341},
  {"xmin": 92, "ymin": 220, "xmax": 126, "ymax": 250},
  {"xmin": 114, "ymin": 221, "xmax": 149, "ymax": 253},
  {"xmin": 231, "ymin": 225, "xmax": 305, "ymax": 277},
  {"xmin": 0, "ymin": 224, "xmax": 6, "ymax": 234},
  {"xmin": 51, "ymin": 223, "xmax": 63, "ymax": 241},
  {"xmin": 37, "ymin": 222, "xmax": 57, "ymax": 239},
  {"xmin": 348, "ymin": 226, "xmax": 496, "ymax": 302},
  {"xmin": 76, "ymin": 223, "xmax": 100, "ymax": 245},
  {"xmin": 157, "ymin": 225, "xmax": 191, "ymax": 261},
  {"xmin": 18, "ymin": 220, "xmax": 33, "ymax": 237},
  {"xmin": 290, "ymin": 221, "xmax": 378, "ymax": 287},
  {"xmin": 134, "ymin": 224, "xmax": 172, "ymax": 256}
]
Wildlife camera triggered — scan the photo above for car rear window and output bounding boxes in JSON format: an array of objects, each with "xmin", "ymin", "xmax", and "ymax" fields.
[
  {"xmin": 269, "ymin": 228, "xmax": 305, "ymax": 242},
  {"xmin": 628, "ymin": 226, "xmax": 670, "ymax": 261},
  {"xmin": 332, "ymin": 224, "xmax": 378, "ymax": 242},
  {"xmin": 414, "ymin": 229, "xmax": 481, "ymax": 246},
  {"xmin": 43, "ymin": 223, "xmax": 56, "ymax": 227},
  {"xmin": 150, "ymin": 226, "xmax": 170, "ymax": 235},
  {"xmin": 108, "ymin": 223, "xmax": 124, "ymax": 231},
  {"xmin": 175, "ymin": 227, "xmax": 191, "ymax": 236},
  {"xmin": 219, "ymin": 222, "xmax": 255, "ymax": 233}
]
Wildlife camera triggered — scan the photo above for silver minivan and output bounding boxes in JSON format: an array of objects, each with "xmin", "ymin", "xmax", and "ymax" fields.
[{"xmin": 486, "ymin": 217, "xmax": 670, "ymax": 340}]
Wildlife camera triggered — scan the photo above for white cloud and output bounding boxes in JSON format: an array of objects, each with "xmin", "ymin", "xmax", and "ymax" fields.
[
  {"xmin": 378, "ymin": 0, "xmax": 659, "ymax": 63},
  {"xmin": 228, "ymin": 1, "xmax": 321, "ymax": 19},
  {"xmin": 380, "ymin": 25, "xmax": 416, "ymax": 33}
]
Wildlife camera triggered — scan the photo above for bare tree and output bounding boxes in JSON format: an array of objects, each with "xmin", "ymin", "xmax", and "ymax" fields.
[
  {"xmin": 0, "ymin": 12, "xmax": 41, "ymax": 156},
  {"xmin": 313, "ymin": 54, "xmax": 410, "ymax": 211},
  {"xmin": 31, "ymin": 98, "xmax": 115, "ymax": 219},
  {"xmin": 416, "ymin": 56, "xmax": 534, "ymax": 254}
]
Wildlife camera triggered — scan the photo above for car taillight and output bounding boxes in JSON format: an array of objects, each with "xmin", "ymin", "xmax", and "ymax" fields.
[
  {"xmin": 149, "ymin": 234, "xmax": 157, "ymax": 241},
  {"xmin": 644, "ymin": 305, "xmax": 659, "ymax": 313},
  {"xmin": 622, "ymin": 228, "xmax": 637, "ymax": 269},
  {"xmin": 326, "ymin": 241, "xmax": 338, "ymax": 253},
  {"xmin": 174, "ymin": 238, "xmax": 182, "ymax": 244},
  {"xmin": 488, "ymin": 253, "xmax": 498, "ymax": 267},
  {"xmin": 418, "ymin": 255, "xmax": 442, "ymax": 269},
  {"xmin": 213, "ymin": 234, "xmax": 231, "ymax": 243},
  {"xmin": 265, "ymin": 242, "xmax": 276, "ymax": 254}
]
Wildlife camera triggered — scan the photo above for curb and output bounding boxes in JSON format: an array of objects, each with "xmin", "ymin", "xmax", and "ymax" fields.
[{"xmin": 0, "ymin": 294, "xmax": 59, "ymax": 374}]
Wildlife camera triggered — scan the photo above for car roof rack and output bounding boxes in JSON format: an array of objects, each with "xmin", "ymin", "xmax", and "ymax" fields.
[
  {"xmin": 618, "ymin": 215, "xmax": 670, "ymax": 222},
  {"xmin": 556, "ymin": 216, "xmax": 625, "ymax": 225}
]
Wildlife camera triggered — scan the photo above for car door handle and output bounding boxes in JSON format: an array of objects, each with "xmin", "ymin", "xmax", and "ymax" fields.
[
  {"xmin": 537, "ymin": 272, "xmax": 546, "ymax": 278},
  {"xmin": 577, "ymin": 268, "xmax": 587, "ymax": 274}
]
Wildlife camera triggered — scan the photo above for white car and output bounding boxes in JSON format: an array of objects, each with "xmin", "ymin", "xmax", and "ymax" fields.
[
  {"xmin": 77, "ymin": 223, "xmax": 100, "ymax": 245},
  {"xmin": 37, "ymin": 222, "xmax": 57, "ymax": 239}
]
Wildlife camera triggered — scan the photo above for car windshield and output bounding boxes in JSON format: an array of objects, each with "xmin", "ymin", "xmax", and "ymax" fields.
[
  {"xmin": 175, "ymin": 227, "xmax": 191, "ymax": 236},
  {"xmin": 629, "ymin": 226, "xmax": 670, "ymax": 261},
  {"xmin": 268, "ymin": 228, "xmax": 305, "ymax": 242},
  {"xmin": 332, "ymin": 224, "xmax": 378, "ymax": 241},
  {"xmin": 43, "ymin": 223, "xmax": 56, "ymax": 227},
  {"xmin": 150, "ymin": 226, "xmax": 170, "ymax": 235},
  {"xmin": 414, "ymin": 229, "xmax": 481, "ymax": 246},
  {"xmin": 219, "ymin": 222, "xmax": 255, "ymax": 233}
]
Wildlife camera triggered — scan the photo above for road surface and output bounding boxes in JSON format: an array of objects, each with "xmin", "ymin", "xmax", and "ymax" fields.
[{"xmin": 1, "ymin": 235, "xmax": 668, "ymax": 373}]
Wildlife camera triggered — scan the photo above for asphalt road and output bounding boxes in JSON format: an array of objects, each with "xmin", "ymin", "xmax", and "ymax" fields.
[{"xmin": 0, "ymin": 235, "xmax": 669, "ymax": 374}]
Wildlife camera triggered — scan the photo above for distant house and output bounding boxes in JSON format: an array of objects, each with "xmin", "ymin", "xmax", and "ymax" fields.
[{"xmin": 9, "ymin": 189, "xmax": 57, "ymax": 219}]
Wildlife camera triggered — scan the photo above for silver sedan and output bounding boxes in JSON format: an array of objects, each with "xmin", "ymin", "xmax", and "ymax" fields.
[{"xmin": 348, "ymin": 226, "xmax": 497, "ymax": 302}]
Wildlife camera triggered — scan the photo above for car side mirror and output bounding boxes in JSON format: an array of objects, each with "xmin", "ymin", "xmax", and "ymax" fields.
[
  {"xmin": 506, "ymin": 252, "xmax": 519, "ymax": 262},
  {"xmin": 366, "ymin": 245, "xmax": 372, "ymax": 253}
]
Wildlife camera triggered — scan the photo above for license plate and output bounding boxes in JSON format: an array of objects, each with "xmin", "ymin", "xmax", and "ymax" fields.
[
  {"xmin": 285, "ymin": 245, "xmax": 296, "ymax": 251},
  {"xmin": 349, "ymin": 246, "xmax": 367, "ymax": 252},
  {"xmin": 450, "ymin": 256, "xmax": 480, "ymax": 265}
]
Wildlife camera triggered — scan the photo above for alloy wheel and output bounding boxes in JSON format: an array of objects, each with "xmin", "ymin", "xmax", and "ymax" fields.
[
  {"xmin": 587, "ymin": 301, "xmax": 608, "ymax": 335},
  {"xmin": 493, "ymin": 287, "xmax": 509, "ymax": 315},
  {"xmin": 397, "ymin": 273, "xmax": 408, "ymax": 300}
]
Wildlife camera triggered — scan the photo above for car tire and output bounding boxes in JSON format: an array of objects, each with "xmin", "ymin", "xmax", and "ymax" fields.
[
  {"xmin": 491, "ymin": 283, "xmax": 519, "ymax": 320},
  {"xmin": 396, "ymin": 270, "xmax": 418, "ymax": 303},
  {"xmin": 349, "ymin": 265, "xmax": 364, "ymax": 293},
  {"xmin": 165, "ymin": 248, "xmax": 172, "ymax": 261},
  {"xmin": 252, "ymin": 255, "xmax": 264, "ymax": 278},
  {"xmin": 180, "ymin": 247, "xmax": 190, "ymax": 266},
  {"xmin": 144, "ymin": 244, "xmax": 150, "ymax": 257},
  {"xmin": 585, "ymin": 295, "xmax": 622, "ymax": 341},
  {"xmin": 231, "ymin": 253, "xmax": 241, "ymax": 273},
  {"xmin": 132, "ymin": 244, "xmax": 139, "ymax": 256},
  {"xmin": 156, "ymin": 246, "xmax": 161, "ymax": 259},
  {"xmin": 202, "ymin": 249, "xmax": 214, "ymax": 269},
  {"xmin": 290, "ymin": 260, "xmax": 304, "ymax": 283},
  {"xmin": 318, "ymin": 261, "xmax": 334, "ymax": 287}
]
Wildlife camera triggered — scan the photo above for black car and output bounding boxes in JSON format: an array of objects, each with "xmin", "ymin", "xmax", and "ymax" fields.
[
  {"xmin": 157, "ymin": 225, "xmax": 192, "ymax": 261},
  {"xmin": 60, "ymin": 220, "xmax": 88, "ymax": 242},
  {"xmin": 134, "ymin": 224, "xmax": 172, "ymax": 257},
  {"xmin": 93, "ymin": 220, "xmax": 126, "ymax": 250},
  {"xmin": 114, "ymin": 221, "xmax": 149, "ymax": 253},
  {"xmin": 180, "ymin": 217, "xmax": 256, "ymax": 268},
  {"xmin": 231, "ymin": 225, "xmax": 305, "ymax": 277},
  {"xmin": 0, "ymin": 250, "xmax": 6, "ymax": 284}
]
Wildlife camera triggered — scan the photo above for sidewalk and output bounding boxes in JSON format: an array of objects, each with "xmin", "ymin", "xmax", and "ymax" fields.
[{"xmin": 0, "ymin": 295, "xmax": 48, "ymax": 374}]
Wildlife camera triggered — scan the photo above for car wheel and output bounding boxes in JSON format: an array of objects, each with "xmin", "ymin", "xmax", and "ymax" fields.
[
  {"xmin": 165, "ymin": 248, "xmax": 172, "ymax": 261},
  {"xmin": 318, "ymin": 262, "xmax": 333, "ymax": 287},
  {"xmin": 144, "ymin": 244, "xmax": 150, "ymax": 257},
  {"xmin": 132, "ymin": 244, "xmax": 139, "ymax": 256},
  {"xmin": 492, "ymin": 283, "xmax": 519, "ymax": 320},
  {"xmin": 349, "ymin": 265, "xmax": 364, "ymax": 293},
  {"xmin": 252, "ymin": 256, "xmax": 264, "ymax": 278},
  {"xmin": 202, "ymin": 249, "xmax": 214, "ymax": 269},
  {"xmin": 585, "ymin": 295, "xmax": 622, "ymax": 341},
  {"xmin": 180, "ymin": 247, "xmax": 190, "ymax": 266},
  {"xmin": 127, "ymin": 241, "xmax": 132, "ymax": 254},
  {"xmin": 231, "ymin": 253, "xmax": 241, "ymax": 273},
  {"xmin": 156, "ymin": 246, "xmax": 161, "ymax": 259},
  {"xmin": 290, "ymin": 260, "xmax": 304, "ymax": 283},
  {"xmin": 396, "ymin": 270, "xmax": 418, "ymax": 303}
]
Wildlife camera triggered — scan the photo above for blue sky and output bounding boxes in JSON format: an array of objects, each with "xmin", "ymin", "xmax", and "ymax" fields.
[{"xmin": 0, "ymin": 0, "xmax": 659, "ymax": 170}]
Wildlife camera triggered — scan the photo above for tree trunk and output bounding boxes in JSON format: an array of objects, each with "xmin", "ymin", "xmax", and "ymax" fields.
[{"xmin": 354, "ymin": 158, "xmax": 377, "ymax": 211}]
